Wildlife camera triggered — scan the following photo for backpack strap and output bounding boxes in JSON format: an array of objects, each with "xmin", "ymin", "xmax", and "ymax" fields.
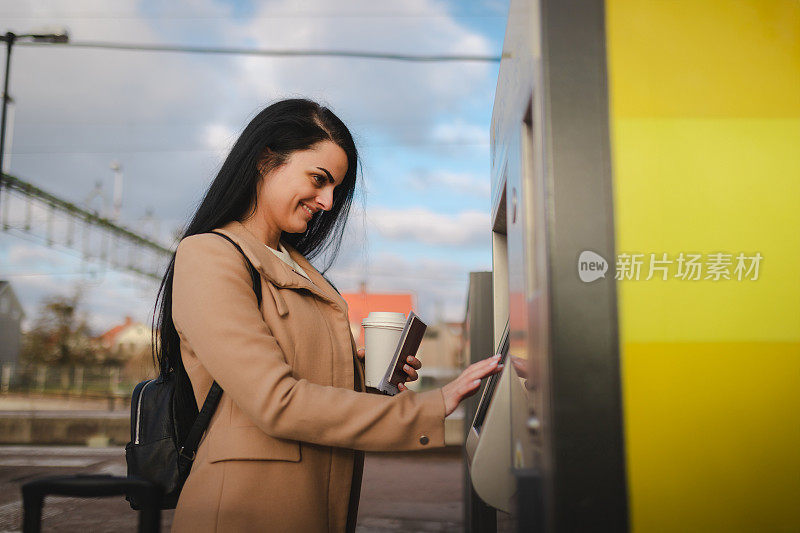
[
  {"xmin": 177, "ymin": 230, "xmax": 263, "ymax": 471},
  {"xmin": 178, "ymin": 380, "xmax": 223, "ymax": 468},
  {"xmin": 208, "ymin": 230, "xmax": 262, "ymax": 308}
]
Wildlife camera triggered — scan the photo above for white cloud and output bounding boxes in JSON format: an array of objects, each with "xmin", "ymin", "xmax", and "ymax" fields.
[
  {"xmin": 233, "ymin": 0, "xmax": 493, "ymax": 143},
  {"xmin": 326, "ymin": 251, "xmax": 479, "ymax": 322},
  {"xmin": 310, "ymin": 204, "xmax": 489, "ymax": 322},
  {"xmin": 408, "ymin": 169, "xmax": 490, "ymax": 196},
  {"xmin": 202, "ymin": 123, "xmax": 237, "ymax": 153},
  {"xmin": 369, "ymin": 207, "xmax": 488, "ymax": 247},
  {"xmin": 430, "ymin": 119, "xmax": 488, "ymax": 145}
]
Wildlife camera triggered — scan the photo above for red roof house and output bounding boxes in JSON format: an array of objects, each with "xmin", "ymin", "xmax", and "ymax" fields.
[
  {"xmin": 98, "ymin": 316, "xmax": 136, "ymax": 348},
  {"xmin": 341, "ymin": 284, "xmax": 414, "ymax": 346}
]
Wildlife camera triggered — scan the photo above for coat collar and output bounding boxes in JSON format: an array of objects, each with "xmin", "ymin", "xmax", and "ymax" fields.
[{"xmin": 212, "ymin": 221, "xmax": 346, "ymax": 311}]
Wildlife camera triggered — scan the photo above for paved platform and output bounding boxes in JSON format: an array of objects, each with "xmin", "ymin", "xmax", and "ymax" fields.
[{"xmin": 0, "ymin": 445, "xmax": 464, "ymax": 532}]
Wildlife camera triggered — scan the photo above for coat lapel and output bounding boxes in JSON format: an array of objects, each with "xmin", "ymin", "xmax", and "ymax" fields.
[{"xmin": 213, "ymin": 221, "xmax": 347, "ymax": 313}]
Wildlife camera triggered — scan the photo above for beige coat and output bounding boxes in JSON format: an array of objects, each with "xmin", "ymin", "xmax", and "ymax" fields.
[{"xmin": 170, "ymin": 221, "xmax": 446, "ymax": 533}]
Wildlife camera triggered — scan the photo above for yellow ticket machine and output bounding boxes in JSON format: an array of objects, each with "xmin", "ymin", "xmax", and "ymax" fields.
[{"xmin": 475, "ymin": 0, "xmax": 800, "ymax": 531}]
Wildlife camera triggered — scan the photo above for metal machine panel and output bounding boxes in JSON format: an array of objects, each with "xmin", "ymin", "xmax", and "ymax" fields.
[
  {"xmin": 487, "ymin": 0, "xmax": 628, "ymax": 530},
  {"xmin": 466, "ymin": 323, "xmax": 529, "ymax": 514}
]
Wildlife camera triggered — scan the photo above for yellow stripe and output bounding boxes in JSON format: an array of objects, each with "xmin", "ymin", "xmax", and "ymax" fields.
[
  {"xmin": 606, "ymin": 1, "xmax": 800, "ymax": 530},
  {"xmin": 606, "ymin": 0, "xmax": 800, "ymax": 118},
  {"xmin": 611, "ymin": 117, "xmax": 800, "ymax": 342},
  {"xmin": 623, "ymin": 342, "xmax": 800, "ymax": 532}
]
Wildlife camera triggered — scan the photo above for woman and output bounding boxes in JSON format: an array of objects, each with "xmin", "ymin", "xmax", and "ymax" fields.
[{"xmin": 156, "ymin": 99, "xmax": 503, "ymax": 532}]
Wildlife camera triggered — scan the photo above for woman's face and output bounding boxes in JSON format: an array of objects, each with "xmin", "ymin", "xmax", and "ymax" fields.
[{"xmin": 256, "ymin": 140, "xmax": 349, "ymax": 237}]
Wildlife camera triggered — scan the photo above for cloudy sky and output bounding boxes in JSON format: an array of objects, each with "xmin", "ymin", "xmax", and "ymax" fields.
[{"xmin": 0, "ymin": 0, "xmax": 508, "ymax": 333}]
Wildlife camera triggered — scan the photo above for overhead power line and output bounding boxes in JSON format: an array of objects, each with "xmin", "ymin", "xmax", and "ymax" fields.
[
  {"xmin": 8, "ymin": 141, "xmax": 489, "ymax": 155},
  {"xmin": 18, "ymin": 40, "xmax": 502, "ymax": 63},
  {"xmin": 1, "ymin": 13, "xmax": 507, "ymax": 20}
]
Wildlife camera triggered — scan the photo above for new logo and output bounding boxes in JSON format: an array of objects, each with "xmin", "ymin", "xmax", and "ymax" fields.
[{"xmin": 578, "ymin": 251, "xmax": 608, "ymax": 283}]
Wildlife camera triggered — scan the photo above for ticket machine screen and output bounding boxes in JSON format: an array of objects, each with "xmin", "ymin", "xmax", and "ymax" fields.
[{"xmin": 472, "ymin": 322, "xmax": 510, "ymax": 433}]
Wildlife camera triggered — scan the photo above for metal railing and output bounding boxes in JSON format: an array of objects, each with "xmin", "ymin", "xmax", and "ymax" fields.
[{"xmin": 0, "ymin": 362, "xmax": 146, "ymax": 409}]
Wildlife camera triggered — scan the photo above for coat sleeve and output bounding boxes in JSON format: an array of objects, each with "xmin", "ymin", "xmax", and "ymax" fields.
[{"xmin": 172, "ymin": 234, "xmax": 446, "ymax": 452}]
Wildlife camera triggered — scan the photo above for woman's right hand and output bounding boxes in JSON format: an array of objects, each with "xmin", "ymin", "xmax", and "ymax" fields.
[{"xmin": 441, "ymin": 355, "xmax": 503, "ymax": 416}]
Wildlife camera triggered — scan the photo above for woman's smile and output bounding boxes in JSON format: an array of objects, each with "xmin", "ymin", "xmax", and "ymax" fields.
[{"xmin": 242, "ymin": 140, "xmax": 348, "ymax": 248}]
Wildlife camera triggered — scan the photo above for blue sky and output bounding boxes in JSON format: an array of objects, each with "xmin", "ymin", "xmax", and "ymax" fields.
[{"xmin": 0, "ymin": 0, "xmax": 509, "ymax": 331}]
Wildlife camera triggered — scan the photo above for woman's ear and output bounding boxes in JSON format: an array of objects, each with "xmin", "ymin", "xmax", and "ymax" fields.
[
  {"xmin": 256, "ymin": 160, "xmax": 269, "ymax": 178},
  {"xmin": 256, "ymin": 146, "xmax": 275, "ymax": 177}
]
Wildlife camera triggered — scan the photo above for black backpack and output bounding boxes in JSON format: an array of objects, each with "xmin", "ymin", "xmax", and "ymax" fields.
[{"xmin": 125, "ymin": 231, "xmax": 262, "ymax": 510}]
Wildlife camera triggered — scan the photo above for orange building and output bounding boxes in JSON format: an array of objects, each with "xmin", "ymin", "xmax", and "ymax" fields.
[
  {"xmin": 340, "ymin": 285, "xmax": 465, "ymax": 396},
  {"xmin": 340, "ymin": 283, "xmax": 413, "ymax": 346}
]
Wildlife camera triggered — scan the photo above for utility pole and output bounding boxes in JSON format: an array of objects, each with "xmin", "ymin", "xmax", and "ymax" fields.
[
  {"xmin": 1, "ymin": 32, "xmax": 14, "ymax": 179},
  {"xmin": 0, "ymin": 30, "xmax": 69, "ymax": 209}
]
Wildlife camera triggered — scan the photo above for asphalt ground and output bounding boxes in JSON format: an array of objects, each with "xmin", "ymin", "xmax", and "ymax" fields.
[{"xmin": 0, "ymin": 445, "xmax": 464, "ymax": 532}]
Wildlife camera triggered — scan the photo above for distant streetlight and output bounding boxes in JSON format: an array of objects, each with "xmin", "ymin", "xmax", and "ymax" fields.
[{"xmin": 0, "ymin": 29, "xmax": 69, "ymax": 179}]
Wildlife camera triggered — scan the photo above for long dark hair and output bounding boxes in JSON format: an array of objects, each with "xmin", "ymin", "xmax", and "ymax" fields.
[{"xmin": 152, "ymin": 99, "xmax": 359, "ymax": 442}]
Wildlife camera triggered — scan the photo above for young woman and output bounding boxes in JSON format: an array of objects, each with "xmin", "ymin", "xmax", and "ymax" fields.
[{"xmin": 155, "ymin": 99, "xmax": 503, "ymax": 532}]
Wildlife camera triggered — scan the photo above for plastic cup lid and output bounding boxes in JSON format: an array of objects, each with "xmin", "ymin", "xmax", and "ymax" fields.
[
  {"xmin": 362, "ymin": 322, "xmax": 405, "ymax": 330},
  {"xmin": 362, "ymin": 312, "xmax": 406, "ymax": 327}
]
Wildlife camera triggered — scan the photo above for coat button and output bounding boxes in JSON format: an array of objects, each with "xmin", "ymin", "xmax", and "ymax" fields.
[{"xmin": 419, "ymin": 435, "xmax": 429, "ymax": 445}]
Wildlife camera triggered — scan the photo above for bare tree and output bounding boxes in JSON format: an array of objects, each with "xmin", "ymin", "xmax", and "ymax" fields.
[{"xmin": 21, "ymin": 287, "xmax": 103, "ymax": 366}]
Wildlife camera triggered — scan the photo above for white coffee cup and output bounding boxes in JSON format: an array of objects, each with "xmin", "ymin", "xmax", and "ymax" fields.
[{"xmin": 362, "ymin": 312, "xmax": 407, "ymax": 389}]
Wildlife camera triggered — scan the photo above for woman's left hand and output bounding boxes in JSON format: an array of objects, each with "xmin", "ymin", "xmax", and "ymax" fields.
[
  {"xmin": 357, "ymin": 347, "xmax": 422, "ymax": 392},
  {"xmin": 396, "ymin": 355, "xmax": 422, "ymax": 392}
]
